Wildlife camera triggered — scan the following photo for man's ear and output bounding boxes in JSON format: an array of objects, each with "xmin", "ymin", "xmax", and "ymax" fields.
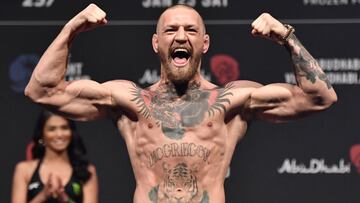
[
  {"xmin": 203, "ymin": 34, "xmax": 210, "ymax": 53},
  {"xmin": 152, "ymin": 34, "xmax": 159, "ymax": 53}
]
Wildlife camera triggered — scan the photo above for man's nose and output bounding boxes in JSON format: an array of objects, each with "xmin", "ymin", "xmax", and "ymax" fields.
[{"xmin": 174, "ymin": 27, "xmax": 187, "ymax": 43}]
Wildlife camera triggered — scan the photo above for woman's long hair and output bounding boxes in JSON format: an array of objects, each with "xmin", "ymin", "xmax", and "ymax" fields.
[{"xmin": 31, "ymin": 111, "xmax": 91, "ymax": 183}]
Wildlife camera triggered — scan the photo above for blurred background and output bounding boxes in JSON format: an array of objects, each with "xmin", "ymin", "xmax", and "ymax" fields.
[{"xmin": 1, "ymin": 0, "xmax": 360, "ymax": 202}]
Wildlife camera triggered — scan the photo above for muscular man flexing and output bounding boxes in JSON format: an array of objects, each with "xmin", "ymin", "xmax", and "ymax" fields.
[{"xmin": 25, "ymin": 3, "xmax": 337, "ymax": 203}]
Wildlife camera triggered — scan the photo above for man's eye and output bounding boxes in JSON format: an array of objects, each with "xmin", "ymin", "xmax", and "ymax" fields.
[{"xmin": 187, "ymin": 29, "xmax": 198, "ymax": 34}]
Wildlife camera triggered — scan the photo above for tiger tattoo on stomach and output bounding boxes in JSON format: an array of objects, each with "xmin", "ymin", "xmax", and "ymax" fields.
[{"xmin": 148, "ymin": 162, "xmax": 209, "ymax": 203}]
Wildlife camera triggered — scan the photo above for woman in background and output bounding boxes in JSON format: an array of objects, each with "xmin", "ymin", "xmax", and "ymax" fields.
[{"xmin": 12, "ymin": 111, "xmax": 98, "ymax": 203}]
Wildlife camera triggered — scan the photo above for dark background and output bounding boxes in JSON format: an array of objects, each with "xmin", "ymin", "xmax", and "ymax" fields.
[{"xmin": 1, "ymin": 0, "xmax": 360, "ymax": 202}]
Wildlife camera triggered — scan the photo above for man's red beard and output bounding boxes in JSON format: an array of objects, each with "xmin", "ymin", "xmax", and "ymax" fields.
[
  {"xmin": 162, "ymin": 50, "xmax": 202, "ymax": 84},
  {"xmin": 165, "ymin": 63, "xmax": 198, "ymax": 84}
]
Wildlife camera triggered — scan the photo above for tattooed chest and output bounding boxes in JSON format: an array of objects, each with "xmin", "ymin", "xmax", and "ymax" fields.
[{"xmin": 131, "ymin": 84, "xmax": 233, "ymax": 140}]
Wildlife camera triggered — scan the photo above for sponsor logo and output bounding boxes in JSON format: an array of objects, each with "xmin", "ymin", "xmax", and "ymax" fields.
[
  {"xmin": 9, "ymin": 54, "xmax": 39, "ymax": 93},
  {"xmin": 72, "ymin": 182, "xmax": 82, "ymax": 195},
  {"xmin": 278, "ymin": 144, "xmax": 360, "ymax": 175},
  {"xmin": 225, "ymin": 167, "xmax": 230, "ymax": 178},
  {"xmin": 138, "ymin": 68, "xmax": 211, "ymax": 85},
  {"xmin": 22, "ymin": 0, "xmax": 55, "ymax": 7},
  {"xmin": 303, "ymin": 0, "xmax": 360, "ymax": 6},
  {"xmin": 350, "ymin": 144, "xmax": 360, "ymax": 173},
  {"xmin": 138, "ymin": 69, "xmax": 161, "ymax": 84},
  {"xmin": 8, "ymin": 54, "xmax": 90, "ymax": 93},
  {"xmin": 210, "ymin": 54, "xmax": 239, "ymax": 85},
  {"xmin": 28, "ymin": 182, "xmax": 40, "ymax": 190},
  {"xmin": 278, "ymin": 158, "xmax": 351, "ymax": 174},
  {"xmin": 284, "ymin": 58, "xmax": 360, "ymax": 85},
  {"xmin": 66, "ymin": 54, "xmax": 91, "ymax": 81}
]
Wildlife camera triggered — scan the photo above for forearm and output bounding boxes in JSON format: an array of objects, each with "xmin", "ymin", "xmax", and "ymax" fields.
[
  {"xmin": 25, "ymin": 24, "xmax": 76, "ymax": 99},
  {"xmin": 25, "ymin": 4, "xmax": 107, "ymax": 102},
  {"xmin": 286, "ymin": 34, "xmax": 331, "ymax": 90},
  {"xmin": 285, "ymin": 34, "xmax": 337, "ymax": 103},
  {"xmin": 28, "ymin": 190, "xmax": 48, "ymax": 203},
  {"xmin": 36, "ymin": 25, "xmax": 74, "ymax": 86}
]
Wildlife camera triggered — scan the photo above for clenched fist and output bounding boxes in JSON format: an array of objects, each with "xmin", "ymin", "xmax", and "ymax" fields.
[
  {"xmin": 251, "ymin": 13, "xmax": 289, "ymax": 45},
  {"xmin": 66, "ymin": 3, "xmax": 107, "ymax": 35}
]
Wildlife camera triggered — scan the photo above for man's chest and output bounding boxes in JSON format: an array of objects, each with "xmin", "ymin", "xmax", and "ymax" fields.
[{"xmin": 131, "ymin": 87, "xmax": 233, "ymax": 140}]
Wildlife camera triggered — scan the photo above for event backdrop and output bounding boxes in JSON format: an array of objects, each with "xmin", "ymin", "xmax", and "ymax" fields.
[{"xmin": 1, "ymin": 0, "xmax": 360, "ymax": 202}]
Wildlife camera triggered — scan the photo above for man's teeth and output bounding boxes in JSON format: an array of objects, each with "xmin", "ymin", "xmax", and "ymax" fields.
[{"xmin": 174, "ymin": 48, "xmax": 188, "ymax": 53}]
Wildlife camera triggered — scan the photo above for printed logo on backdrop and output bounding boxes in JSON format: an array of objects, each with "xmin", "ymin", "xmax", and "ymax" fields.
[
  {"xmin": 278, "ymin": 158, "xmax": 351, "ymax": 174},
  {"xmin": 142, "ymin": 0, "xmax": 228, "ymax": 8},
  {"xmin": 350, "ymin": 144, "xmax": 360, "ymax": 173},
  {"xmin": 284, "ymin": 58, "xmax": 360, "ymax": 86},
  {"xmin": 210, "ymin": 54, "xmax": 240, "ymax": 85},
  {"xmin": 65, "ymin": 54, "xmax": 90, "ymax": 81},
  {"xmin": 9, "ymin": 54, "xmax": 90, "ymax": 93},
  {"xmin": 278, "ymin": 144, "xmax": 360, "ymax": 175},
  {"xmin": 22, "ymin": 0, "xmax": 55, "ymax": 7},
  {"xmin": 303, "ymin": 0, "xmax": 360, "ymax": 6},
  {"xmin": 9, "ymin": 54, "xmax": 40, "ymax": 93},
  {"xmin": 138, "ymin": 69, "xmax": 211, "ymax": 85}
]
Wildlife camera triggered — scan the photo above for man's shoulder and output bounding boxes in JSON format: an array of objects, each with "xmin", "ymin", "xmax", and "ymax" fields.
[
  {"xmin": 104, "ymin": 80, "xmax": 158, "ymax": 92},
  {"xmin": 103, "ymin": 79, "xmax": 137, "ymax": 89},
  {"xmin": 222, "ymin": 80, "xmax": 263, "ymax": 107},
  {"xmin": 102, "ymin": 80, "xmax": 146, "ymax": 98},
  {"xmin": 225, "ymin": 80, "xmax": 263, "ymax": 89}
]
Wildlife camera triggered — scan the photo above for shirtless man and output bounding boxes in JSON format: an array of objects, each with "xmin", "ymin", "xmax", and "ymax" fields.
[{"xmin": 25, "ymin": 3, "xmax": 337, "ymax": 203}]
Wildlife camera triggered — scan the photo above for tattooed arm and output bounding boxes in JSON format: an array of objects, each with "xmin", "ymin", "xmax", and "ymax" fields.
[{"xmin": 242, "ymin": 13, "xmax": 337, "ymax": 122}]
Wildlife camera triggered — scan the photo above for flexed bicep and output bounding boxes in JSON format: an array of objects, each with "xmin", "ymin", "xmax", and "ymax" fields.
[
  {"xmin": 247, "ymin": 83, "xmax": 326, "ymax": 122},
  {"xmin": 32, "ymin": 79, "xmax": 114, "ymax": 121},
  {"xmin": 24, "ymin": 4, "xmax": 113, "ymax": 120}
]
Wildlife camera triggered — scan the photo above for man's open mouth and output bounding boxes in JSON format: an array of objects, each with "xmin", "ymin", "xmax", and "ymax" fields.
[{"xmin": 171, "ymin": 48, "xmax": 191, "ymax": 67}]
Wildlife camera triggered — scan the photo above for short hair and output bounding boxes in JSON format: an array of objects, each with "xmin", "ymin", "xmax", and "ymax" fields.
[{"xmin": 156, "ymin": 4, "xmax": 206, "ymax": 34}]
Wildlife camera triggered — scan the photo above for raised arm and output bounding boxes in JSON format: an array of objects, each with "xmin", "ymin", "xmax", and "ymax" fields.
[
  {"xmin": 25, "ymin": 4, "xmax": 115, "ymax": 121},
  {"xmin": 243, "ymin": 13, "xmax": 337, "ymax": 122}
]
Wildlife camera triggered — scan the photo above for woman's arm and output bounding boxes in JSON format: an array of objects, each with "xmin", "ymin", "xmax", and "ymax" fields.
[
  {"xmin": 12, "ymin": 162, "xmax": 30, "ymax": 203},
  {"xmin": 83, "ymin": 164, "xmax": 99, "ymax": 203},
  {"xmin": 12, "ymin": 161, "xmax": 50, "ymax": 203}
]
